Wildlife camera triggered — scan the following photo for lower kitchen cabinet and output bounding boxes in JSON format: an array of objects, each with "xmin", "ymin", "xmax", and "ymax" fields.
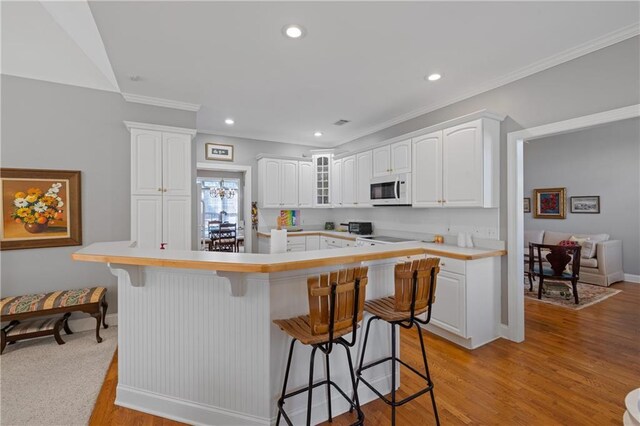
[
  {"xmin": 259, "ymin": 234, "xmax": 355, "ymax": 252},
  {"xmin": 424, "ymin": 255, "xmax": 500, "ymax": 349}
]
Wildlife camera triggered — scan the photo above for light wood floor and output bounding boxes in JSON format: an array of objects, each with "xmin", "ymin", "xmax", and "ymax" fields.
[{"xmin": 90, "ymin": 281, "xmax": 639, "ymax": 425}]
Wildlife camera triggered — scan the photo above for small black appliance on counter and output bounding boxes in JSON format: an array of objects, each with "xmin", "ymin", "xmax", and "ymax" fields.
[{"xmin": 343, "ymin": 222, "xmax": 373, "ymax": 235}]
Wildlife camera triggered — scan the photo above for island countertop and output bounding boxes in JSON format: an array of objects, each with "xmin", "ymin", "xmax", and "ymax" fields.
[{"xmin": 72, "ymin": 241, "xmax": 506, "ymax": 273}]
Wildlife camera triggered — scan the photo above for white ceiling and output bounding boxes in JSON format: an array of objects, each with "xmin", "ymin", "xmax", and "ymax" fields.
[{"xmin": 2, "ymin": 2, "xmax": 639, "ymax": 147}]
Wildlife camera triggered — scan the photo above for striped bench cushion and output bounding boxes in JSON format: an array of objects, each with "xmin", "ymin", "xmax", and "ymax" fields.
[{"xmin": 1, "ymin": 287, "xmax": 106, "ymax": 316}]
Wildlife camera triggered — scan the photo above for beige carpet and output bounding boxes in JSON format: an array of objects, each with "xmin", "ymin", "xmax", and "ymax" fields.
[
  {"xmin": 1, "ymin": 326, "xmax": 117, "ymax": 426},
  {"xmin": 525, "ymin": 279, "xmax": 621, "ymax": 310}
]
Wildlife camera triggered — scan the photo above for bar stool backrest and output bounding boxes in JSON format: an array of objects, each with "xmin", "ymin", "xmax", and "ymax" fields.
[
  {"xmin": 307, "ymin": 267, "xmax": 368, "ymax": 336},
  {"xmin": 394, "ymin": 258, "xmax": 440, "ymax": 313}
]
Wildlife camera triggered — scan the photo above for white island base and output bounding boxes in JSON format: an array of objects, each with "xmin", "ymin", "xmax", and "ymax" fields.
[{"xmin": 110, "ymin": 260, "xmax": 399, "ymax": 425}]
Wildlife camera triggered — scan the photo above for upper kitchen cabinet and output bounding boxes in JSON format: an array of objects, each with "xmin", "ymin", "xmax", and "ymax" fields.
[
  {"xmin": 298, "ymin": 161, "xmax": 313, "ymax": 208},
  {"xmin": 356, "ymin": 150, "xmax": 373, "ymax": 206},
  {"xmin": 331, "ymin": 158, "xmax": 343, "ymax": 207},
  {"xmin": 130, "ymin": 128, "xmax": 163, "ymax": 195},
  {"xmin": 313, "ymin": 153, "xmax": 332, "ymax": 207},
  {"xmin": 412, "ymin": 117, "xmax": 500, "ymax": 208},
  {"xmin": 372, "ymin": 139, "xmax": 412, "ymax": 177},
  {"xmin": 162, "ymin": 132, "xmax": 192, "ymax": 196},
  {"xmin": 341, "ymin": 155, "xmax": 357, "ymax": 207},
  {"xmin": 258, "ymin": 157, "xmax": 299, "ymax": 208}
]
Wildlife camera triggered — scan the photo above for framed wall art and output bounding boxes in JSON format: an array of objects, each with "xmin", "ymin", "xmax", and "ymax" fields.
[
  {"xmin": 523, "ymin": 197, "xmax": 531, "ymax": 213},
  {"xmin": 1, "ymin": 168, "xmax": 82, "ymax": 250},
  {"xmin": 570, "ymin": 196, "xmax": 600, "ymax": 214},
  {"xmin": 533, "ymin": 187, "xmax": 566, "ymax": 219},
  {"xmin": 205, "ymin": 143, "xmax": 234, "ymax": 161}
]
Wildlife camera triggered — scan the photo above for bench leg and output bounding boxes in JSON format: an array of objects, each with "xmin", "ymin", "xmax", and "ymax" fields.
[
  {"xmin": 91, "ymin": 312, "xmax": 103, "ymax": 343},
  {"xmin": 101, "ymin": 298, "xmax": 109, "ymax": 329},
  {"xmin": 53, "ymin": 317, "xmax": 66, "ymax": 345},
  {"xmin": 62, "ymin": 312, "xmax": 73, "ymax": 335}
]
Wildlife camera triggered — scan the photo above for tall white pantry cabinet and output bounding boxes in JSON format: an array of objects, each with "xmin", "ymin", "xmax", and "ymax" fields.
[{"xmin": 125, "ymin": 121, "xmax": 196, "ymax": 251}]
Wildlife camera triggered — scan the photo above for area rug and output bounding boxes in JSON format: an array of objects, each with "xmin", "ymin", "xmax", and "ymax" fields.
[
  {"xmin": 1, "ymin": 326, "xmax": 117, "ymax": 426},
  {"xmin": 524, "ymin": 279, "xmax": 621, "ymax": 310}
]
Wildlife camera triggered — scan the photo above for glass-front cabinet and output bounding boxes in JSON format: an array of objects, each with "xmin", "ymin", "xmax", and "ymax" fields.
[{"xmin": 313, "ymin": 153, "xmax": 332, "ymax": 207}]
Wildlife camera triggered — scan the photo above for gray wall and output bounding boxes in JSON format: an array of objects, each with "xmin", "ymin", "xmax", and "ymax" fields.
[
  {"xmin": 336, "ymin": 36, "xmax": 640, "ymax": 323},
  {"xmin": 524, "ymin": 118, "xmax": 640, "ymax": 275},
  {"xmin": 1, "ymin": 75, "xmax": 196, "ymax": 314}
]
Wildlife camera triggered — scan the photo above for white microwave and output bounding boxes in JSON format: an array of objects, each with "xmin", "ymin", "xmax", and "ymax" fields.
[{"xmin": 370, "ymin": 173, "xmax": 411, "ymax": 206}]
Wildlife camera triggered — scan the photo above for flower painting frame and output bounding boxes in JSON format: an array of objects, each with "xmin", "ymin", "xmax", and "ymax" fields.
[
  {"xmin": 1, "ymin": 168, "xmax": 82, "ymax": 250},
  {"xmin": 533, "ymin": 187, "xmax": 566, "ymax": 219}
]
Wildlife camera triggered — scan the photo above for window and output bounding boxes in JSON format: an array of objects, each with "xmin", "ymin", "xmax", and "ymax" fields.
[{"xmin": 199, "ymin": 178, "xmax": 240, "ymax": 238}]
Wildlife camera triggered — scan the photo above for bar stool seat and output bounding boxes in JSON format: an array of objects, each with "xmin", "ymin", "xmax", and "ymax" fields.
[
  {"xmin": 274, "ymin": 315, "xmax": 358, "ymax": 346},
  {"xmin": 364, "ymin": 296, "xmax": 429, "ymax": 322}
]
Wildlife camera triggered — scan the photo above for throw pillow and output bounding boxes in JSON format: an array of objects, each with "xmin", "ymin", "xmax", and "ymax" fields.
[
  {"xmin": 570, "ymin": 235, "xmax": 589, "ymax": 246},
  {"xmin": 558, "ymin": 240, "xmax": 578, "ymax": 247},
  {"xmin": 581, "ymin": 240, "xmax": 597, "ymax": 259}
]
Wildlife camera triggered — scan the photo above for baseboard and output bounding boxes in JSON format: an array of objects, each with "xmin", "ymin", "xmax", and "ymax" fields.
[
  {"xmin": 116, "ymin": 384, "xmax": 269, "ymax": 426},
  {"xmin": 68, "ymin": 313, "xmax": 118, "ymax": 332},
  {"xmin": 624, "ymin": 273, "xmax": 640, "ymax": 283}
]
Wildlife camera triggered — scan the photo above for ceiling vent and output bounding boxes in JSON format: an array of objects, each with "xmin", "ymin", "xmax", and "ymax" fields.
[{"xmin": 333, "ymin": 119, "xmax": 350, "ymax": 126}]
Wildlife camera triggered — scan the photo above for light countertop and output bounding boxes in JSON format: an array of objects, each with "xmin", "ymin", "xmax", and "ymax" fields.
[
  {"xmin": 256, "ymin": 230, "xmax": 364, "ymax": 240},
  {"xmin": 72, "ymin": 241, "xmax": 506, "ymax": 273}
]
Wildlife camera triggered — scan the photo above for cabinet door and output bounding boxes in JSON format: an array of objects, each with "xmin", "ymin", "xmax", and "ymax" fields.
[
  {"xmin": 442, "ymin": 119, "xmax": 484, "ymax": 207},
  {"xmin": 314, "ymin": 155, "xmax": 331, "ymax": 207},
  {"xmin": 391, "ymin": 139, "xmax": 411, "ymax": 174},
  {"xmin": 162, "ymin": 132, "xmax": 191, "ymax": 196},
  {"xmin": 305, "ymin": 235, "xmax": 320, "ymax": 251},
  {"xmin": 261, "ymin": 159, "xmax": 281, "ymax": 208},
  {"xmin": 341, "ymin": 156, "xmax": 357, "ymax": 207},
  {"xmin": 356, "ymin": 151, "xmax": 372, "ymax": 206},
  {"xmin": 320, "ymin": 237, "xmax": 330, "ymax": 250},
  {"xmin": 412, "ymin": 132, "xmax": 442, "ymax": 207},
  {"xmin": 280, "ymin": 160, "xmax": 299, "ymax": 208},
  {"xmin": 430, "ymin": 270, "xmax": 467, "ymax": 337},
  {"xmin": 131, "ymin": 195, "xmax": 162, "ymax": 249},
  {"xmin": 372, "ymin": 145, "xmax": 391, "ymax": 177},
  {"xmin": 131, "ymin": 129, "xmax": 163, "ymax": 195},
  {"xmin": 162, "ymin": 196, "xmax": 191, "ymax": 251},
  {"xmin": 331, "ymin": 159, "xmax": 342, "ymax": 207},
  {"xmin": 298, "ymin": 161, "xmax": 313, "ymax": 208}
]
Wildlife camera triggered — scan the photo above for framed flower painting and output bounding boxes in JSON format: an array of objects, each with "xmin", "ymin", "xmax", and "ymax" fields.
[
  {"xmin": 1, "ymin": 168, "xmax": 82, "ymax": 250},
  {"xmin": 533, "ymin": 187, "xmax": 566, "ymax": 219}
]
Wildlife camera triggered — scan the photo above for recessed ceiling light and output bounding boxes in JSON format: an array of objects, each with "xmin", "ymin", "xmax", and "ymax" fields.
[
  {"xmin": 130, "ymin": 75, "xmax": 141, "ymax": 81},
  {"xmin": 314, "ymin": 131, "xmax": 323, "ymax": 137},
  {"xmin": 224, "ymin": 118, "xmax": 235, "ymax": 125},
  {"xmin": 282, "ymin": 24, "xmax": 305, "ymax": 39},
  {"xmin": 426, "ymin": 73, "xmax": 442, "ymax": 81}
]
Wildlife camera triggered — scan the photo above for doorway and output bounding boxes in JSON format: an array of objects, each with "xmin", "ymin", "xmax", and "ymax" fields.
[
  {"xmin": 196, "ymin": 162, "xmax": 253, "ymax": 253},
  {"xmin": 505, "ymin": 104, "xmax": 639, "ymax": 342}
]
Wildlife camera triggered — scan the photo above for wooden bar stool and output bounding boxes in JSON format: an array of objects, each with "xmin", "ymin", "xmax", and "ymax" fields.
[
  {"xmin": 354, "ymin": 258, "xmax": 440, "ymax": 425},
  {"xmin": 273, "ymin": 267, "xmax": 369, "ymax": 426}
]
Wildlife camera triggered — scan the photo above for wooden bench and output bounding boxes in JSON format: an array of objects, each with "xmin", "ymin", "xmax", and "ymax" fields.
[{"xmin": 0, "ymin": 287, "xmax": 108, "ymax": 354}]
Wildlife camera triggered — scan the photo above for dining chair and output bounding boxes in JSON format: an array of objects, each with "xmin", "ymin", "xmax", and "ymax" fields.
[{"xmin": 529, "ymin": 243, "xmax": 582, "ymax": 304}]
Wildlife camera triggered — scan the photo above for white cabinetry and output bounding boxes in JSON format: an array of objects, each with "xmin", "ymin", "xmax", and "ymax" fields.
[
  {"xmin": 372, "ymin": 139, "xmax": 411, "ymax": 177},
  {"xmin": 331, "ymin": 159, "xmax": 343, "ymax": 207},
  {"xmin": 286, "ymin": 235, "xmax": 306, "ymax": 252},
  {"xmin": 298, "ymin": 161, "xmax": 313, "ymax": 208},
  {"xmin": 425, "ymin": 255, "xmax": 499, "ymax": 349},
  {"xmin": 341, "ymin": 155, "xmax": 357, "ymax": 207},
  {"xmin": 313, "ymin": 154, "xmax": 332, "ymax": 207},
  {"xmin": 127, "ymin": 122, "xmax": 195, "ymax": 251},
  {"xmin": 356, "ymin": 151, "xmax": 372, "ymax": 206},
  {"xmin": 258, "ymin": 158, "xmax": 299, "ymax": 208},
  {"xmin": 412, "ymin": 118, "xmax": 499, "ymax": 208},
  {"xmin": 305, "ymin": 235, "xmax": 320, "ymax": 251}
]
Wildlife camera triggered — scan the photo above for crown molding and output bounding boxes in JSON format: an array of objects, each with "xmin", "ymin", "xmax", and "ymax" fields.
[
  {"xmin": 122, "ymin": 92, "xmax": 201, "ymax": 112},
  {"xmin": 332, "ymin": 23, "xmax": 640, "ymax": 147},
  {"xmin": 124, "ymin": 121, "xmax": 197, "ymax": 137},
  {"xmin": 196, "ymin": 128, "xmax": 332, "ymax": 148}
]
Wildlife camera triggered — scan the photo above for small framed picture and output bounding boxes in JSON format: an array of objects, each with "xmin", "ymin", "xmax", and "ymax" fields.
[
  {"xmin": 523, "ymin": 197, "xmax": 531, "ymax": 213},
  {"xmin": 205, "ymin": 143, "xmax": 234, "ymax": 161},
  {"xmin": 533, "ymin": 187, "xmax": 566, "ymax": 219},
  {"xmin": 570, "ymin": 196, "xmax": 600, "ymax": 214}
]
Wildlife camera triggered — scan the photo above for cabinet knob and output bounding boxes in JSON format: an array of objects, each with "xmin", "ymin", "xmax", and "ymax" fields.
[
  {"xmin": 163, "ymin": 188, "xmax": 168, "ymax": 192},
  {"xmin": 441, "ymin": 262, "xmax": 446, "ymax": 266},
  {"xmin": 437, "ymin": 199, "xmax": 442, "ymax": 203},
  {"xmin": 158, "ymin": 188, "xmax": 162, "ymax": 192}
]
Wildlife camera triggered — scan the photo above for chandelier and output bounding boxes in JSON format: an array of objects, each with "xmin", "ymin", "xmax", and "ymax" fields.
[{"xmin": 210, "ymin": 179, "xmax": 237, "ymax": 199}]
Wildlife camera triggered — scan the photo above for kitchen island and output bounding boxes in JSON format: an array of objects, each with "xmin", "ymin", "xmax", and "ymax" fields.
[{"xmin": 73, "ymin": 241, "xmax": 505, "ymax": 425}]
